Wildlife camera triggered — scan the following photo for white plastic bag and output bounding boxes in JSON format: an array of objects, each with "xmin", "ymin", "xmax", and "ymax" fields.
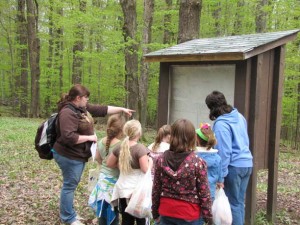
[
  {"xmin": 212, "ymin": 188, "xmax": 232, "ymax": 225},
  {"xmin": 125, "ymin": 169, "xmax": 153, "ymax": 218}
]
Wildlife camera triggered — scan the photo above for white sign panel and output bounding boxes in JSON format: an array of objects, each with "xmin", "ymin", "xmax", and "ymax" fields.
[{"xmin": 168, "ymin": 65, "xmax": 235, "ymax": 128}]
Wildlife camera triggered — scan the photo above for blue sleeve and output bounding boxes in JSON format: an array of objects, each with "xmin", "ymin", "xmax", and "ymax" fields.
[
  {"xmin": 214, "ymin": 124, "xmax": 232, "ymax": 178},
  {"xmin": 217, "ymin": 156, "xmax": 223, "ymax": 183}
]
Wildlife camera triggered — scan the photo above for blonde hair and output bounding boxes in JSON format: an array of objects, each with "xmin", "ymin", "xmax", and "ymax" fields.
[
  {"xmin": 152, "ymin": 125, "xmax": 171, "ymax": 152},
  {"xmin": 196, "ymin": 124, "xmax": 217, "ymax": 150},
  {"xmin": 119, "ymin": 120, "xmax": 142, "ymax": 174}
]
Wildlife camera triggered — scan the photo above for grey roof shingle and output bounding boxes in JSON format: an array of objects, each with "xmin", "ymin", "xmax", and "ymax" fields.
[{"xmin": 144, "ymin": 29, "xmax": 300, "ymax": 62}]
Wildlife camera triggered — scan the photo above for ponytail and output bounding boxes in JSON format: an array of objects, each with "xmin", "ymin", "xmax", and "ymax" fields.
[
  {"xmin": 152, "ymin": 125, "xmax": 171, "ymax": 152},
  {"xmin": 119, "ymin": 136, "xmax": 132, "ymax": 174},
  {"xmin": 105, "ymin": 114, "xmax": 126, "ymax": 155},
  {"xmin": 118, "ymin": 119, "xmax": 142, "ymax": 174}
]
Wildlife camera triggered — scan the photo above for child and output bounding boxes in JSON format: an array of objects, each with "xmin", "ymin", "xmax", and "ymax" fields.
[
  {"xmin": 88, "ymin": 114, "xmax": 126, "ymax": 225},
  {"xmin": 195, "ymin": 123, "xmax": 223, "ymax": 225},
  {"xmin": 107, "ymin": 119, "xmax": 153, "ymax": 225},
  {"xmin": 148, "ymin": 125, "xmax": 171, "ymax": 178},
  {"xmin": 152, "ymin": 119, "xmax": 213, "ymax": 225}
]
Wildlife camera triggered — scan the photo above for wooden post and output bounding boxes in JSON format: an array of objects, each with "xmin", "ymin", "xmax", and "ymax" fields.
[
  {"xmin": 245, "ymin": 55, "xmax": 264, "ymax": 225},
  {"xmin": 266, "ymin": 45, "xmax": 285, "ymax": 223},
  {"xmin": 157, "ymin": 62, "xmax": 170, "ymax": 128}
]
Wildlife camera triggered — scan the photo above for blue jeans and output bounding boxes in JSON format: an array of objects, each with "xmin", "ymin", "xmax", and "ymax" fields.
[
  {"xmin": 224, "ymin": 166, "xmax": 252, "ymax": 225},
  {"xmin": 158, "ymin": 216, "xmax": 202, "ymax": 225},
  {"xmin": 53, "ymin": 151, "xmax": 85, "ymax": 224}
]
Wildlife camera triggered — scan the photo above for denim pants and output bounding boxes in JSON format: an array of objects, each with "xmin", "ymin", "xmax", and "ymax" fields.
[
  {"xmin": 158, "ymin": 216, "xmax": 202, "ymax": 225},
  {"xmin": 53, "ymin": 151, "xmax": 85, "ymax": 224},
  {"xmin": 224, "ymin": 166, "xmax": 252, "ymax": 225}
]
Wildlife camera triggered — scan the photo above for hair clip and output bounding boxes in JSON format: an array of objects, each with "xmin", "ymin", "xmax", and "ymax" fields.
[{"xmin": 200, "ymin": 123, "xmax": 210, "ymax": 129}]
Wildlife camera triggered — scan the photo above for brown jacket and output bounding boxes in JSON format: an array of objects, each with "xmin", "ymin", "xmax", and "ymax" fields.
[{"xmin": 53, "ymin": 102, "xmax": 108, "ymax": 162}]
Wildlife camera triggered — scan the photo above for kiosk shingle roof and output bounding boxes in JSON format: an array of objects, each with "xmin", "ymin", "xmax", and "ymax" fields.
[{"xmin": 144, "ymin": 29, "xmax": 300, "ymax": 62}]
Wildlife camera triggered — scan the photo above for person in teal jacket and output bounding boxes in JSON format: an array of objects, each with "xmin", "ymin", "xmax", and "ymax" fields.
[
  {"xmin": 195, "ymin": 123, "xmax": 223, "ymax": 200},
  {"xmin": 195, "ymin": 123, "xmax": 223, "ymax": 225},
  {"xmin": 205, "ymin": 91, "xmax": 253, "ymax": 225}
]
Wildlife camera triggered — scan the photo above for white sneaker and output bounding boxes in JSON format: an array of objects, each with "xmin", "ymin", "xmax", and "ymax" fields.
[
  {"xmin": 76, "ymin": 215, "xmax": 85, "ymax": 221},
  {"xmin": 70, "ymin": 220, "xmax": 85, "ymax": 225}
]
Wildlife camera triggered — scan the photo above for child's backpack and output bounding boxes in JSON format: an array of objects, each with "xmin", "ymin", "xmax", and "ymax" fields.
[
  {"xmin": 34, "ymin": 113, "xmax": 58, "ymax": 160},
  {"xmin": 34, "ymin": 104, "xmax": 76, "ymax": 160}
]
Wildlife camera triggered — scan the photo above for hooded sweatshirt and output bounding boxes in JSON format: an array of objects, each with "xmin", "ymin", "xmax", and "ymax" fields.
[
  {"xmin": 53, "ymin": 102, "xmax": 108, "ymax": 162},
  {"xmin": 152, "ymin": 150, "xmax": 213, "ymax": 223},
  {"xmin": 196, "ymin": 147, "xmax": 222, "ymax": 198},
  {"xmin": 213, "ymin": 108, "xmax": 253, "ymax": 178}
]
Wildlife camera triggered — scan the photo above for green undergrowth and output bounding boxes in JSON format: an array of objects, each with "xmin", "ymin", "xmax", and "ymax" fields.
[{"xmin": 0, "ymin": 117, "xmax": 299, "ymax": 224}]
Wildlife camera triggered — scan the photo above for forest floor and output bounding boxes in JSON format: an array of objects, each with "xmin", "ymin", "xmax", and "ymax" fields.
[
  {"xmin": 255, "ymin": 145, "xmax": 300, "ymax": 224},
  {"xmin": 0, "ymin": 117, "xmax": 299, "ymax": 225}
]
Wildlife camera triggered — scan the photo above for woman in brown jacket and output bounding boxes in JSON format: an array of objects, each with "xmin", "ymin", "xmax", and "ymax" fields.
[{"xmin": 52, "ymin": 84, "xmax": 134, "ymax": 225}]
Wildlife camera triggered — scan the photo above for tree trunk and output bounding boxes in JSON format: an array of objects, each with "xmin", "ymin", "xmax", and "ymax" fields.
[
  {"xmin": 93, "ymin": 0, "xmax": 104, "ymax": 104},
  {"xmin": 26, "ymin": 0, "xmax": 40, "ymax": 118},
  {"xmin": 296, "ymin": 82, "xmax": 300, "ymax": 150},
  {"xmin": 256, "ymin": 0, "xmax": 268, "ymax": 33},
  {"xmin": 233, "ymin": 0, "xmax": 245, "ymax": 35},
  {"xmin": 163, "ymin": 0, "xmax": 173, "ymax": 44},
  {"xmin": 139, "ymin": 0, "xmax": 154, "ymax": 131},
  {"xmin": 120, "ymin": 0, "xmax": 139, "ymax": 112},
  {"xmin": 72, "ymin": 0, "xmax": 86, "ymax": 84},
  {"xmin": 177, "ymin": 0, "xmax": 202, "ymax": 44},
  {"xmin": 44, "ymin": 0, "xmax": 54, "ymax": 115},
  {"xmin": 1, "ymin": 7, "xmax": 16, "ymax": 114},
  {"xmin": 295, "ymin": 33, "xmax": 300, "ymax": 149},
  {"xmin": 54, "ymin": 7, "xmax": 64, "ymax": 94},
  {"xmin": 17, "ymin": 0, "xmax": 28, "ymax": 117},
  {"xmin": 212, "ymin": 1, "xmax": 221, "ymax": 36}
]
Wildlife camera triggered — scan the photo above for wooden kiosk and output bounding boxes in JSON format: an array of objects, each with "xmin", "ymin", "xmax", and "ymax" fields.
[{"xmin": 144, "ymin": 29, "xmax": 299, "ymax": 224}]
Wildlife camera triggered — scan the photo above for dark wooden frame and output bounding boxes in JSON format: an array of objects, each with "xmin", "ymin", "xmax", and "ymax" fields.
[{"xmin": 145, "ymin": 30, "xmax": 299, "ymax": 225}]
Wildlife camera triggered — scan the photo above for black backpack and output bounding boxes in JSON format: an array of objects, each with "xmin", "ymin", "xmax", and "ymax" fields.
[
  {"xmin": 34, "ymin": 113, "xmax": 58, "ymax": 160},
  {"xmin": 34, "ymin": 104, "xmax": 76, "ymax": 160}
]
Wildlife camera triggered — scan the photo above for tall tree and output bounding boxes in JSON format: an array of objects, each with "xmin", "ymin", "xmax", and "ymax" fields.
[
  {"xmin": 212, "ymin": 1, "xmax": 221, "ymax": 36},
  {"xmin": 26, "ymin": 0, "xmax": 40, "ymax": 117},
  {"xmin": 120, "ymin": 0, "xmax": 139, "ymax": 112},
  {"xmin": 72, "ymin": 0, "xmax": 86, "ymax": 84},
  {"xmin": 256, "ymin": 0, "xmax": 268, "ymax": 33},
  {"xmin": 178, "ymin": 0, "xmax": 202, "ymax": 43},
  {"xmin": 44, "ymin": 0, "xmax": 54, "ymax": 114},
  {"xmin": 233, "ymin": 0, "xmax": 245, "ymax": 35},
  {"xmin": 17, "ymin": 0, "xmax": 28, "ymax": 117},
  {"xmin": 163, "ymin": 0, "xmax": 173, "ymax": 44},
  {"xmin": 54, "ymin": 6, "xmax": 64, "ymax": 94},
  {"xmin": 297, "ymin": 82, "xmax": 300, "ymax": 149},
  {"xmin": 139, "ymin": 0, "xmax": 154, "ymax": 130},
  {"xmin": 0, "ymin": 0, "xmax": 16, "ymax": 113}
]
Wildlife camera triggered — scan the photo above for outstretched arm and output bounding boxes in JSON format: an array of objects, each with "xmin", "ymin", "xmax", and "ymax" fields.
[{"xmin": 107, "ymin": 106, "xmax": 135, "ymax": 117}]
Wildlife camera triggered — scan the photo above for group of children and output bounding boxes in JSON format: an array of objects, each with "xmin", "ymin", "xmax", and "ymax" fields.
[{"xmin": 88, "ymin": 114, "xmax": 222, "ymax": 225}]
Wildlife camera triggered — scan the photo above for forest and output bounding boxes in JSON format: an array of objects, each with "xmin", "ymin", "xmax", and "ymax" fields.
[{"xmin": 0, "ymin": 0, "xmax": 299, "ymax": 148}]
